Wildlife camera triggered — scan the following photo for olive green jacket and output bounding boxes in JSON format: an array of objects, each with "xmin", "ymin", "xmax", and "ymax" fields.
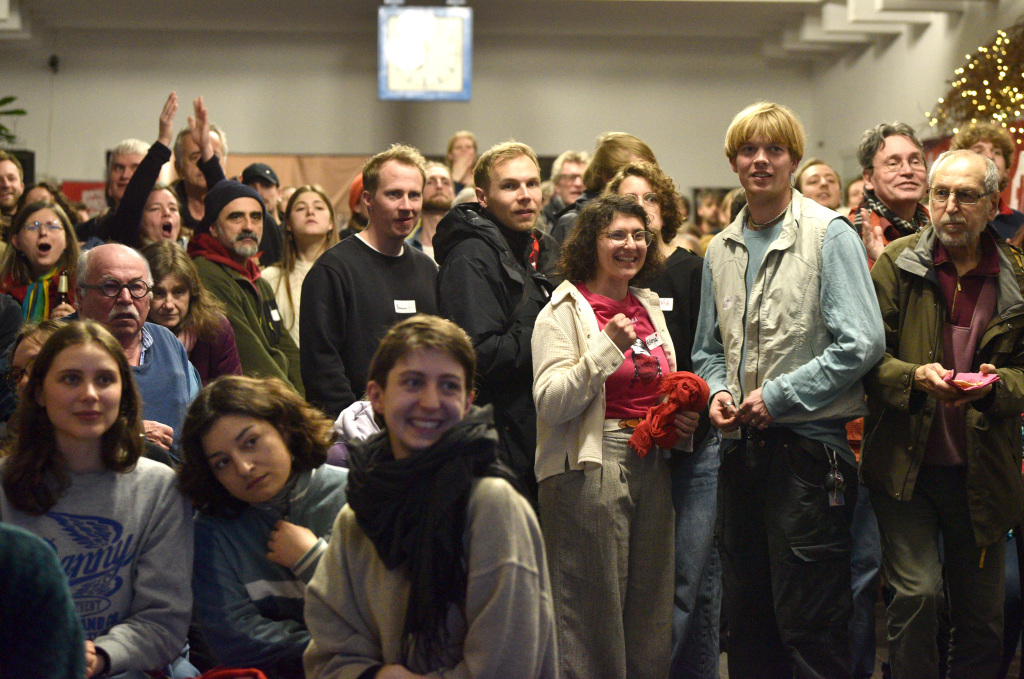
[
  {"xmin": 193, "ymin": 256, "xmax": 304, "ymax": 396},
  {"xmin": 862, "ymin": 226, "xmax": 1024, "ymax": 546}
]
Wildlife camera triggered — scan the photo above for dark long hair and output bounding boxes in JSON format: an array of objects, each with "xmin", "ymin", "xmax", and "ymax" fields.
[
  {"xmin": 2, "ymin": 321, "xmax": 144, "ymax": 515},
  {"xmin": 178, "ymin": 375, "xmax": 332, "ymax": 515}
]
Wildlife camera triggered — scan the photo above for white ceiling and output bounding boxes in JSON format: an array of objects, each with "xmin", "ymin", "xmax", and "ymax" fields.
[{"xmin": 1, "ymin": 0, "xmax": 976, "ymax": 61}]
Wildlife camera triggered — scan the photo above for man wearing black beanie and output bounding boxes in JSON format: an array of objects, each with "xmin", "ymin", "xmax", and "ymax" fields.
[{"xmin": 187, "ymin": 178, "xmax": 303, "ymax": 395}]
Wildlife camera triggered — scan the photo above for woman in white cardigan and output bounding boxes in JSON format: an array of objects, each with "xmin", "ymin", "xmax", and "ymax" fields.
[{"xmin": 532, "ymin": 195, "xmax": 699, "ymax": 679}]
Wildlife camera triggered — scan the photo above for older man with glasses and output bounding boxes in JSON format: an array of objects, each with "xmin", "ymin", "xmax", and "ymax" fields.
[
  {"xmin": 863, "ymin": 149, "xmax": 1024, "ymax": 678},
  {"xmin": 75, "ymin": 243, "xmax": 200, "ymax": 456}
]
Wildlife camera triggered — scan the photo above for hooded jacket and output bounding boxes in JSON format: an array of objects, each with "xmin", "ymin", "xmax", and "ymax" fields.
[
  {"xmin": 434, "ymin": 203, "xmax": 554, "ymax": 497},
  {"xmin": 862, "ymin": 226, "xmax": 1024, "ymax": 546}
]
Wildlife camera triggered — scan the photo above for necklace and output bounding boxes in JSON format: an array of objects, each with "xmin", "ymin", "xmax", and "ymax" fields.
[{"xmin": 748, "ymin": 200, "xmax": 792, "ymax": 230}]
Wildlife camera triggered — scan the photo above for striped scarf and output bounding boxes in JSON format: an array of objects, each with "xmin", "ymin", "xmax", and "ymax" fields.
[
  {"xmin": 853, "ymin": 188, "xmax": 929, "ymax": 239},
  {"xmin": 22, "ymin": 266, "xmax": 58, "ymax": 322}
]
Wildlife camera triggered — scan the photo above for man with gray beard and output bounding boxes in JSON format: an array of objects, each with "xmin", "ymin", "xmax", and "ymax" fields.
[
  {"xmin": 187, "ymin": 180, "xmax": 303, "ymax": 394},
  {"xmin": 76, "ymin": 243, "xmax": 200, "ymax": 456},
  {"xmin": 863, "ymin": 149, "xmax": 1024, "ymax": 677}
]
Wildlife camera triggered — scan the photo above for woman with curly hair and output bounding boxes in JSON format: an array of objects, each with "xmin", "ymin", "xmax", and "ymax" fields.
[
  {"xmin": 0, "ymin": 320, "xmax": 194, "ymax": 677},
  {"xmin": 607, "ymin": 162, "xmax": 721, "ymax": 675},
  {"xmin": 533, "ymin": 194, "xmax": 698, "ymax": 679},
  {"xmin": 262, "ymin": 185, "xmax": 337, "ymax": 347},
  {"xmin": 0, "ymin": 200, "xmax": 80, "ymax": 321},
  {"xmin": 179, "ymin": 375, "xmax": 347, "ymax": 679},
  {"xmin": 141, "ymin": 240, "xmax": 241, "ymax": 384}
]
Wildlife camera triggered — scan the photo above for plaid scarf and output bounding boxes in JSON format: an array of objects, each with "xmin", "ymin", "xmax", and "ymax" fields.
[{"xmin": 853, "ymin": 188, "xmax": 929, "ymax": 239}]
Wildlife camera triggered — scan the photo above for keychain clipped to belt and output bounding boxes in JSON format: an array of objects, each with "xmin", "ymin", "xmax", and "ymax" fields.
[{"xmin": 824, "ymin": 445, "xmax": 845, "ymax": 507}]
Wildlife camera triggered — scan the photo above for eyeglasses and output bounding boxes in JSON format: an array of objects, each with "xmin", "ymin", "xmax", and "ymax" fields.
[
  {"xmin": 22, "ymin": 221, "xmax": 63, "ymax": 234},
  {"xmin": 604, "ymin": 229, "xmax": 653, "ymax": 245},
  {"xmin": 79, "ymin": 279, "xmax": 152, "ymax": 299},
  {"xmin": 622, "ymin": 192, "xmax": 660, "ymax": 207},
  {"xmin": 928, "ymin": 187, "xmax": 994, "ymax": 205},
  {"xmin": 2, "ymin": 366, "xmax": 25, "ymax": 392},
  {"xmin": 874, "ymin": 156, "xmax": 926, "ymax": 174}
]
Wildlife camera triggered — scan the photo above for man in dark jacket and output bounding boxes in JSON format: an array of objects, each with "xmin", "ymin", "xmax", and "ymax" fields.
[
  {"xmin": 864, "ymin": 149, "xmax": 1024, "ymax": 678},
  {"xmin": 434, "ymin": 141, "xmax": 554, "ymax": 502},
  {"xmin": 188, "ymin": 180, "xmax": 303, "ymax": 395}
]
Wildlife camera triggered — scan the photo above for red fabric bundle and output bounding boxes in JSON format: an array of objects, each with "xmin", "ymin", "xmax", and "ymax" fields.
[{"xmin": 629, "ymin": 371, "xmax": 710, "ymax": 457}]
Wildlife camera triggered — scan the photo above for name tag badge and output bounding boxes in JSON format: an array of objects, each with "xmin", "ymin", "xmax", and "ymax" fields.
[
  {"xmin": 394, "ymin": 300, "xmax": 417, "ymax": 314},
  {"xmin": 659, "ymin": 297, "xmax": 674, "ymax": 311},
  {"xmin": 645, "ymin": 332, "xmax": 663, "ymax": 350},
  {"xmin": 270, "ymin": 308, "xmax": 282, "ymax": 322}
]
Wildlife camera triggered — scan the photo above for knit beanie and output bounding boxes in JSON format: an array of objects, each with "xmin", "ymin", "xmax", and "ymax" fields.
[{"xmin": 198, "ymin": 180, "xmax": 266, "ymax": 234}]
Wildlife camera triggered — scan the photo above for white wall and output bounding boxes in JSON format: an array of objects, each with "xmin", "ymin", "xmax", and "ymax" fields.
[
  {"xmin": 8, "ymin": 0, "xmax": 1020, "ymax": 201},
  {"xmin": 2, "ymin": 27, "xmax": 814, "ymax": 197},
  {"xmin": 813, "ymin": 0, "xmax": 1024, "ymax": 180}
]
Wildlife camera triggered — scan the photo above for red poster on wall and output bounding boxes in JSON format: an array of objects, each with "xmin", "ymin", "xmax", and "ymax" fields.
[{"xmin": 60, "ymin": 181, "xmax": 107, "ymax": 217}]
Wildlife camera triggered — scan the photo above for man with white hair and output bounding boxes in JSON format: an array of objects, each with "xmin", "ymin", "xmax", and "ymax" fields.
[
  {"xmin": 863, "ymin": 149, "xmax": 1024, "ymax": 677},
  {"xmin": 76, "ymin": 243, "xmax": 200, "ymax": 454}
]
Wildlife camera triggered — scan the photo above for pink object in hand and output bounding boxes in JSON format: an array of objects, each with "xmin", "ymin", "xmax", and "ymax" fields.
[{"xmin": 943, "ymin": 371, "xmax": 1000, "ymax": 392}]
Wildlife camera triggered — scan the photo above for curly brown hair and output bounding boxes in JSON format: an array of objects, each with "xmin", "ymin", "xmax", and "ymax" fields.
[
  {"xmin": 2, "ymin": 321, "xmax": 144, "ymax": 515},
  {"xmin": 604, "ymin": 161, "xmax": 685, "ymax": 244},
  {"xmin": 557, "ymin": 194, "xmax": 661, "ymax": 285},
  {"xmin": 178, "ymin": 375, "xmax": 333, "ymax": 515}
]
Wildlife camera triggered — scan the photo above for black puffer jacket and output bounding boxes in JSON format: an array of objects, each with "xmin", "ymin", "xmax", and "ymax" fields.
[{"xmin": 434, "ymin": 204, "xmax": 554, "ymax": 502}]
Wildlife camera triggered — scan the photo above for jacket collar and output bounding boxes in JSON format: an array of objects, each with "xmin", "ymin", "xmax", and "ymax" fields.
[
  {"xmin": 720, "ymin": 188, "xmax": 813, "ymax": 254},
  {"xmin": 188, "ymin": 232, "xmax": 262, "ymax": 283},
  {"xmin": 896, "ymin": 225, "xmax": 1024, "ymax": 319}
]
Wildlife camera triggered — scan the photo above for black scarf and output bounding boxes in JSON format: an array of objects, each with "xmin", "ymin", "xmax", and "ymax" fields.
[
  {"xmin": 854, "ymin": 188, "xmax": 929, "ymax": 239},
  {"xmin": 346, "ymin": 405, "xmax": 506, "ymax": 668}
]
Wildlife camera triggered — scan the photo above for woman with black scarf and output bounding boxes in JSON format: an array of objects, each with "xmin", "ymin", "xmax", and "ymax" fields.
[{"xmin": 304, "ymin": 315, "xmax": 557, "ymax": 679}]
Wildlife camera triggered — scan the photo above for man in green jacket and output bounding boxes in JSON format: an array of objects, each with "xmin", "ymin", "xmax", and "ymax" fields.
[
  {"xmin": 864, "ymin": 149, "xmax": 1024, "ymax": 677},
  {"xmin": 188, "ymin": 180, "xmax": 303, "ymax": 395}
]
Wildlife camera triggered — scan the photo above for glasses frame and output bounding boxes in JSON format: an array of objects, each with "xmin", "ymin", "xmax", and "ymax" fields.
[
  {"xmin": 79, "ymin": 279, "xmax": 153, "ymax": 300},
  {"xmin": 874, "ymin": 156, "xmax": 927, "ymax": 175},
  {"xmin": 927, "ymin": 187, "xmax": 994, "ymax": 206},
  {"xmin": 22, "ymin": 221, "xmax": 64, "ymax": 235},
  {"xmin": 604, "ymin": 229, "xmax": 654, "ymax": 246}
]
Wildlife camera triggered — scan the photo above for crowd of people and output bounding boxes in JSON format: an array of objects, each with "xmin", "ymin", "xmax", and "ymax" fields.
[{"xmin": 0, "ymin": 89, "xmax": 1022, "ymax": 679}]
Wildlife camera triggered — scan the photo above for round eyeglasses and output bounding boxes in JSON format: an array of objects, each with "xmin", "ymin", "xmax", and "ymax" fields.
[{"xmin": 79, "ymin": 279, "xmax": 152, "ymax": 299}]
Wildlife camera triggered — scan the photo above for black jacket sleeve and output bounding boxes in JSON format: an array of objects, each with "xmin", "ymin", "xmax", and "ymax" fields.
[
  {"xmin": 100, "ymin": 141, "xmax": 172, "ymax": 247},
  {"xmin": 438, "ymin": 240, "xmax": 534, "ymax": 384}
]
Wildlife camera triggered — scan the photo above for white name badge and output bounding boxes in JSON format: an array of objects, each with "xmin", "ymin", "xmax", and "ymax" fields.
[
  {"xmin": 645, "ymin": 332, "xmax": 663, "ymax": 349},
  {"xmin": 660, "ymin": 297, "xmax": 674, "ymax": 312},
  {"xmin": 270, "ymin": 308, "xmax": 281, "ymax": 322},
  {"xmin": 395, "ymin": 300, "xmax": 417, "ymax": 314}
]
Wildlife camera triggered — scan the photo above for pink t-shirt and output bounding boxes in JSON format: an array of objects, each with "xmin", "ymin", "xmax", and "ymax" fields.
[{"xmin": 578, "ymin": 284, "xmax": 669, "ymax": 419}]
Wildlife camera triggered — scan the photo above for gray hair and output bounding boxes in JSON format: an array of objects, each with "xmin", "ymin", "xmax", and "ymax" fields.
[
  {"xmin": 856, "ymin": 122, "xmax": 923, "ymax": 172},
  {"xmin": 77, "ymin": 244, "xmax": 154, "ymax": 290},
  {"xmin": 173, "ymin": 123, "xmax": 229, "ymax": 171},
  {"xmin": 108, "ymin": 139, "xmax": 150, "ymax": 173},
  {"xmin": 551, "ymin": 150, "xmax": 591, "ymax": 181},
  {"xmin": 929, "ymin": 149, "xmax": 1000, "ymax": 195}
]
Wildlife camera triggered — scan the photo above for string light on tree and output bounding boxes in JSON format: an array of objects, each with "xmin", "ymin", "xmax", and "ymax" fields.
[{"xmin": 927, "ymin": 22, "xmax": 1024, "ymax": 144}]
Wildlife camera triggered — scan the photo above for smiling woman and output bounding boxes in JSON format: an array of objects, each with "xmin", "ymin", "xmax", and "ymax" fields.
[
  {"xmin": 0, "ymin": 200, "xmax": 80, "ymax": 321},
  {"xmin": 532, "ymin": 194, "xmax": 690, "ymax": 678}
]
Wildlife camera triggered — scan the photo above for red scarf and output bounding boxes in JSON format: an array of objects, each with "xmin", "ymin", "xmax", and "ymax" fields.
[{"xmin": 187, "ymin": 233, "xmax": 262, "ymax": 283}]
